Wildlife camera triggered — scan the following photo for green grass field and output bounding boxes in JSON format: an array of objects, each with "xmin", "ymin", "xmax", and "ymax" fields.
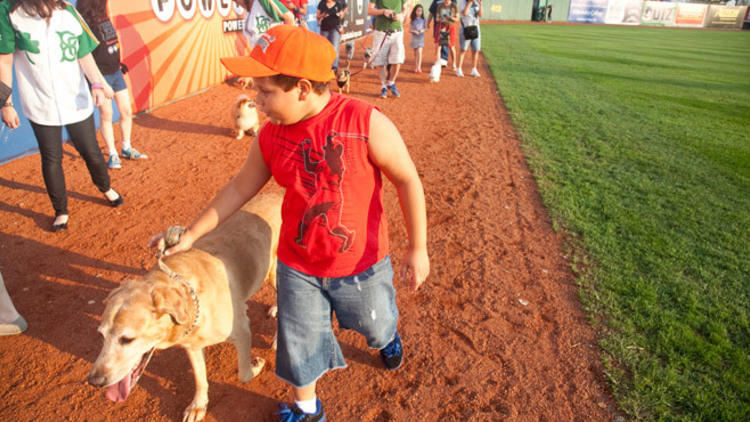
[{"xmin": 480, "ymin": 24, "xmax": 749, "ymax": 420}]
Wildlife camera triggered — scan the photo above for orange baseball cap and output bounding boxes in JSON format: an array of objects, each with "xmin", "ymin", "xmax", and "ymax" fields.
[{"xmin": 221, "ymin": 25, "xmax": 336, "ymax": 82}]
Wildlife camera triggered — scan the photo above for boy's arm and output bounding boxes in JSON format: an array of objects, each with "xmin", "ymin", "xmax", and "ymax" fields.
[
  {"xmin": 368, "ymin": 109, "xmax": 429, "ymax": 291},
  {"xmin": 158, "ymin": 139, "xmax": 272, "ymax": 255}
]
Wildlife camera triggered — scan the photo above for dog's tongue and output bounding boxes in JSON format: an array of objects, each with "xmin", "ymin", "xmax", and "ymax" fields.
[{"xmin": 105, "ymin": 373, "xmax": 132, "ymax": 402}]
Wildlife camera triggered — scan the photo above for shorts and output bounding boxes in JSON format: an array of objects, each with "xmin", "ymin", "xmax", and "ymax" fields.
[
  {"xmin": 459, "ymin": 28, "xmax": 481, "ymax": 52},
  {"xmin": 371, "ymin": 30, "xmax": 405, "ymax": 66},
  {"xmin": 275, "ymin": 256, "xmax": 399, "ymax": 388},
  {"xmin": 103, "ymin": 69, "xmax": 128, "ymax": 93}
]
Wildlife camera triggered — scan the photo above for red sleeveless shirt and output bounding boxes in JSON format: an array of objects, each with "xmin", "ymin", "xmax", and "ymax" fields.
[{"xmin": 258, "ymin": 94, "xmax": 389, "ymax": 277}]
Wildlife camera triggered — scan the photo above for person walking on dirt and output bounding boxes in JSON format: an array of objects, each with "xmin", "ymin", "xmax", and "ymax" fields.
[
  {"xmin": 432, "ymin": 0, "xmax": 459, "ymax": 73},
  {"xmin": 368, "ymin": 0, "xmax": 409, "ymax": 98},
  {"xmin": 158, "ymin": 25, "xmax": 429, "ymax": 421},
  {"xmin": 409, "ymin": 4, "xmax": 426, "ymax": 73},
  {"xmin": 456, "ymin": 0, "xmax": 482, "ymax": 77},
  {"xmin": 316, "ymin": 0, "xmax": 348, "ymax": 71},
  {"xmin": 77, "ymin": 0, "xmax": 148, "ymax": 169},
  {"xmin": 427, "ymin": 0, "xmax": 449, "ymax": 66},
  {"xmin": 0, "ymin": 0, "xmax": 124, "ymax": 232}
]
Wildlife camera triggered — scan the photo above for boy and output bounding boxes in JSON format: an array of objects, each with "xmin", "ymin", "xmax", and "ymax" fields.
[{"xmin": 156, "ymin": 25, "xmax": 429, "ymax": 421}]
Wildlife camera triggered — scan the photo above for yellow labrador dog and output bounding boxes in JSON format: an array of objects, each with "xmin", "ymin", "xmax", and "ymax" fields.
[{"xmin": 88, "ymin": 193, "xmax": 282, "ymax": 422}]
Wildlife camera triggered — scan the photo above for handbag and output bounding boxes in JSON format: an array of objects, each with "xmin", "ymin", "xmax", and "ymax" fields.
[
  {"xmin": 438, "ymin": 29, "xmax": 451, "ymax": 46},
  {"xmin": 462, "ymin": 24, "xmax": 478, "ymax": 40}
]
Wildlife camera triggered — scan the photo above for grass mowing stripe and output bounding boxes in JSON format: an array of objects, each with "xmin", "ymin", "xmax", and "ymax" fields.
[{"xmin": 481, "ymin": 24, "xmax": 749, "ymax": 420}]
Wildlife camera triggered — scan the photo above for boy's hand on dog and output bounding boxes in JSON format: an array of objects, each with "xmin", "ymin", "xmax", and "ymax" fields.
[
  {"xmin": 401, "ymin": 247, "xmax": 429, "ymax": 292},
  {"xmin": 148, "ymin": 229, "xmax": 196, "ymax": 256}
]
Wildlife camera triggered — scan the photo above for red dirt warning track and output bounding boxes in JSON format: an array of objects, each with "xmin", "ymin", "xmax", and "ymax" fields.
[{"xmin": 0, "ymin": 33, "xmax": 616, "ymax": 421}]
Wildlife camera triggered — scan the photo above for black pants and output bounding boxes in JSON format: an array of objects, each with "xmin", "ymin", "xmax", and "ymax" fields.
[{"xmin": 30, "ymin": 114, "xmax": 110, "ymax": 216}]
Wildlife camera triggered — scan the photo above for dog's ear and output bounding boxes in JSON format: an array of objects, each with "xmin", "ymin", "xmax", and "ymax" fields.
[
  {"xmin": 103, "ymin": 281, "xmax": 130, "ymax": 305},
  {"xmin": 151, "ymin": 286, "xmax": 190, "ymax": 326}
]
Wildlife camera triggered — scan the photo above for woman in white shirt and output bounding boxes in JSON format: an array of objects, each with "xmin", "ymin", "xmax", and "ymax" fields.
[
  {"xmin": 0, "ymin": 0, "xmax": 123, "ymax": 232},
  {"xmin": 241, "ymin": 0, "xmax": 294, "ymax": 46}
]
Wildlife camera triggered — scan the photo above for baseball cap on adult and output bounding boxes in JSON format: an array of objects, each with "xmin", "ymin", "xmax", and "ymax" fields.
[{"xmin": 221, "ymin": 25, "xmax": 336, "ymax": 82}]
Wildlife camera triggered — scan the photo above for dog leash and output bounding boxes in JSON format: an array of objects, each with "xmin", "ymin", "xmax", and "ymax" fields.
[
  {"xmin": 156, "ymin": 226, "xmax": 201, "ymax": 338},
  {"xmin": 349, "ymin": 28, "xmax": 393, "ymax": 78}
]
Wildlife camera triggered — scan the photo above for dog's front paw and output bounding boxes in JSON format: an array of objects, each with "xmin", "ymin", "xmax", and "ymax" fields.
[
  {"xmin": 235, "ymin": 129, "xmax": 245, "ymax": 140},
  {"xmin": 182, "ymin": 401, "xmax": 208, "ymax": 422},
  {"xmin": 239, "ymin": 357, "xmax": 266, "ymax": 382}
]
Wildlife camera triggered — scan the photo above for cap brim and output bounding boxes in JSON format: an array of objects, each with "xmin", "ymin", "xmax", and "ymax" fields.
[{"xmin": 220, "ymin": 56, "xmax": 278, "ymax": 78}]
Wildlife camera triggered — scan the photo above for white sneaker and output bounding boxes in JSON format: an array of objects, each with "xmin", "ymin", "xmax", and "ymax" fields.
[
  {"xmin": 470, "ymin": 68, "xmax": 480, "ymax": 77},
  {"xmin": 440, "ymin": 59, "xmax": 448, "ymax": 67},
  {"xmin": 456, "ymin": 68, "xmax": 464, "ymax": 77}
]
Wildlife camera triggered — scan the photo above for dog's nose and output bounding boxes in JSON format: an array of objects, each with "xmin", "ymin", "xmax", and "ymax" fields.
[{"xmin": 87, "ymin": 371, "xmax": 107, "ymax": 387}]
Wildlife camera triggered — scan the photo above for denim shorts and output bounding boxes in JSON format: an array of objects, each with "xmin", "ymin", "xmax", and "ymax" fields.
[
  {"xmin": 275, "ymin": 256, "xmax": 399, "ymax": 388},
  {"xmin": 459, "ymin": 30, "xmax": 481, "ymax": 52},
  {"xmin": 103, "ymin": 69, "xmax": 128, "ymax": 93}
]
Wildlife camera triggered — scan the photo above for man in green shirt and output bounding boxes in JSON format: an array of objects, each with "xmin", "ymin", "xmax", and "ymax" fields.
[{"xmin": 368, "ymin": 0, "xmax": 409, "ymax": 98}]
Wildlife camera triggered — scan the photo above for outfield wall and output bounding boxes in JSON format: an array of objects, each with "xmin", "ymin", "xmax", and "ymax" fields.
[
  {"xmin": 478, "ymin": 0, "xmax": 571, "ymax": 22},
  {"xmin": 570, "ymin": 0, "xmax": 748, "ymax": 29}
]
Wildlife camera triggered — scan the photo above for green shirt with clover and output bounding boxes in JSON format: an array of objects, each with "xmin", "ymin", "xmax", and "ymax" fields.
[{"xmin": 0, "ymin": 0, "xmax": 99, "ymax": 125}]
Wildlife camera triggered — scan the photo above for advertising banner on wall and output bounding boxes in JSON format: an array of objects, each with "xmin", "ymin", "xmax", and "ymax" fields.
[
  {"xmin": 568, "ymin": 0, "xmax": 608, "ymax": 23},
  {"xmin": 640, "ymin": 1, "xmax": 676, "ymax": 26},
  {"xmin": 340, "ymin": 0, "xmax": 370, "ymax": 42},
  {"xmin": 674, "ymin": 3, "xmax": 707, "ymax": 27},
  {"xmin": 605, "ymin": 0, "xmax": 643, "ymax": 25},
  {"xmin": 113, "ymin": 0, "xmax": 249, "ymax": 114},
  {"xmin": 114, "ymin": 0, "xmax": 369, "ymax": 114},
  {"xmin": 704, "ymin": 5, "xmax": 747, "ymax": 28}
]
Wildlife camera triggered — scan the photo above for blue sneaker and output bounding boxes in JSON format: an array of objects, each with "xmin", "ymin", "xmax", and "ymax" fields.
[
  {"xmin": 277, "ymin": 399, "xmax": 325, "ymax": 422},
  {"xmin": 388, "ymin": 83, "xmax": 400, "ymax": 98},
  {"xmin": 121, "ymin": 147, "xmax": 148, "ymax": 160},
  {"xmin": 379, "ymin": 86, "xmax": 388, "ymax": 98},
  {"xmin": 380, "ymin": 331, "xmax": 403, "ymax": 370},
  {"xmin": 107, "ymin": 154, "xmax": 121, "ymax": 169}
]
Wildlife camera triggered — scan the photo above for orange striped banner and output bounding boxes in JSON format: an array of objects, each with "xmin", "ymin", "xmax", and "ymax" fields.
[{"xmin": 110, "ymin": 1, "xmax": 251, "ymax": 113}]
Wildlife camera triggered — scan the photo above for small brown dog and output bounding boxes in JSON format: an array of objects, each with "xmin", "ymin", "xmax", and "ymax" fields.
[
  {"xmin": 336, "ymin": 68, "xmax": 351, "ymax": 94},
  {"xmin": 233, "ymin": 94, "xmax": 259, "ymax": 139},
  {"xmin": 363, "ymin": 47, "xmax": 373, "ymax": 69}
]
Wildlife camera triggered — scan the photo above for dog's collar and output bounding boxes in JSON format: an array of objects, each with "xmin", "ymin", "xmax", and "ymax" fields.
[
  {"xmin": 158, "ymin": 258, "xmax": 201, "ymax": 337},
  {"xmin": 156, "ymin": 226, "xmax": 200, "ymax": 338}
]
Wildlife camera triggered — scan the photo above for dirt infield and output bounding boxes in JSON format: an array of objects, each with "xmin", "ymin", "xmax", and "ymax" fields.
[{"xmin": 0, "ymin": 34, "xmax": 616, "ymax": 421}]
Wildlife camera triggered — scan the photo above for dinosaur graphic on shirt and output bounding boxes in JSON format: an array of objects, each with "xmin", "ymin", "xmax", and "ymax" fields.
[{"xmin": 295, "ymin": 132, "xmax": 355, "ymax": 253}]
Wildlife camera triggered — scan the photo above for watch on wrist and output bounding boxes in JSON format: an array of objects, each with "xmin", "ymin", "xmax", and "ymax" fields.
[{"xmin": 2, "ymin": 99, "xmax": 12, "ymax": 108}]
